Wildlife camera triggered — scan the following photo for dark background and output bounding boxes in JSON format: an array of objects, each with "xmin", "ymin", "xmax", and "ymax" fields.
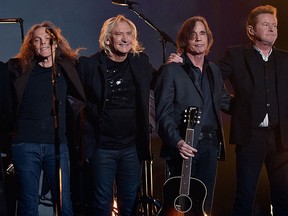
[
  {"xmin": 1, "ymin": 0, "xmax": 288, "ymax": 67},
  {"xmin": 1, "ymin": 0, "xmax": 288, "ymax": 215}
]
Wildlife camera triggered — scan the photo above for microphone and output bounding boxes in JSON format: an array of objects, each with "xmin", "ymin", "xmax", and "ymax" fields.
[
  {"xmin": 112, "ymin": 0, "xmax": 138, "ymax": 6},
  {"xmin": 45, "ymin": 26, "xmax": 56, "ymax": 40}
]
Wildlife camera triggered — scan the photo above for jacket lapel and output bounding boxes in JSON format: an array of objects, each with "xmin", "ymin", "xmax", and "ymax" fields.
[
  {"xmin": 182, "ymin": 57, "xmax": 203, "ymax": 99},
  {"xmin": 58, "ymin": 60, "xmax": 86, "ymax": 102},
  {"xmin": 13, "ymin": 70, "xmax": 30, "ymax": 114},
  {"xmin": 273, "ymin": 48, "xmax": 284, "ymax": 95},
  {"xmin": 207, "ymin": 62, "xmax": 216, "ymax": 94},
  {"xmin": 243, "ymin": 44, "xmax": 257, "ymax": 85}
]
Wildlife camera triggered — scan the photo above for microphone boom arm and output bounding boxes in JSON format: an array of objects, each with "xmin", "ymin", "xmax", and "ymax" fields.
[
  {"xmin": 127, "ymin": 4, "xmax": 176, "ymax": 63},
  {"xmin": 128, "ymin": 5, "xmax": 176, "ymax": 46},
  {"xmin": 0, "ymin": 18, "xmax": 24, "ymax": 43}
]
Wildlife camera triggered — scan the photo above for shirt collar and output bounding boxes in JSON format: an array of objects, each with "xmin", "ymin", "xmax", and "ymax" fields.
[
  {"xmin": 253, "ymin": 45, "xmax": 273, "ymax": 62},
  {"xmin": 183, "ymin": 53, "xmax": 209, "ymax": 70}
]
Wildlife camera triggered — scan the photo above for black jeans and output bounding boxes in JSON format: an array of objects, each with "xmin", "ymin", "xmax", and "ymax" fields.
[
  {"xmin": 232, "ymin": 128, "xmax": 288, "ymax": 216},
  {"xmin": 168, "ymin": 135, "xmax": 219, "ymax": 215}
]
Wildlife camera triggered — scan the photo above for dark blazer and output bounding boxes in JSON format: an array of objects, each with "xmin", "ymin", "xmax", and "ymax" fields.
[
  {"xmin": 77, "ymin": 51, "xmax": 154, "ymax": 161},
  {"xmin": 1, "ymin": 58, "xmax": 86, "ymax": 147},
  {"xmin": 0, "ymin": 61, "xmax": 9, "ymax": 152},
  {"xmin": 0, "ymin": 61, "xmax": 7, "ymax": 115},
  {"xmin": 155, "ymin": 55, "xmax": 230, "ymax": 160},
  {"xmin": 218, "ymin": 44, "xmax": 288, "ymax": 149}
]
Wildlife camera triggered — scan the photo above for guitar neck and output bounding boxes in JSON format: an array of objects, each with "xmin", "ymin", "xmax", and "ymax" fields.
[{"xmin": 179, "ymin": 128, "xmax": 194, "ymax": 195}]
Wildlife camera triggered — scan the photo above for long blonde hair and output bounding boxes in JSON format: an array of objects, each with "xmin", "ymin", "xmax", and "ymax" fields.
[{"xmin": 99, "ymin": 15, "xmax": 144, "ymax": 56}]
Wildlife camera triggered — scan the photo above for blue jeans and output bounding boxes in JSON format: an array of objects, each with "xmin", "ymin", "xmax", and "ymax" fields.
[
  {"xmin": 12, "ymin": 143, "xmax": 73, "ymax": 216},
  {"xmin": 88, "ymin": 145, "xmax": 141, "ymax": 216}
]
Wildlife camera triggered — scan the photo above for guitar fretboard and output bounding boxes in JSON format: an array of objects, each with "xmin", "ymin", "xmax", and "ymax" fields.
[{"xmin": 180, "ymin": 128, "xmax": 194, "ymax": 195}]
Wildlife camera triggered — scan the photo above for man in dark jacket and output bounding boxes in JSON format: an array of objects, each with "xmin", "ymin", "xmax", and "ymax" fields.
[
  {"xmin": 218, "ymin": 5, "xmax": 288, "ymax": 216},
  {"xmin": 1, "ymin": 21, "xmax": 86, "ymax": 216},
  {"xmin": 77, "ymin": 15, "xmax": 154, "ymax": 216},
  {"xmin": 155, "ymin": 16, "xmax": 230, "ymax": 215}
]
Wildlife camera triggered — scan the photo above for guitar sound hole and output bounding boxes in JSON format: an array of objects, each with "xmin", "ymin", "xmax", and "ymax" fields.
[{"xmin": 174, "ymin": 194, "xmax": 192, "ymax": 213}]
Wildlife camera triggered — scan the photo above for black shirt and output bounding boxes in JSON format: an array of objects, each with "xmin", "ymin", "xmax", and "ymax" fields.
[
  {"xmin": 100, "ymin": 58, "xmax": 137, "ymax": 149},
  {"xmin": 186, "ymin": 57, "xmax": 218, "ymax": 132},
  {"xmin": 14, "ymin": 64, "xmax": 67, "ymax": 144}
]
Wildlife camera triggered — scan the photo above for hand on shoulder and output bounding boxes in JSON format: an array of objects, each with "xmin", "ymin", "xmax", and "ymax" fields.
[{"xmin": 167, "ymin": 53, "xmax": 183, "ymax": 64}]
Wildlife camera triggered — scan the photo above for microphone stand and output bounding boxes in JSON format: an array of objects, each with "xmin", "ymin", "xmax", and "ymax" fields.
[
  {"xmin": 18, "ymin": 18, "xmax": 24, "ymax": 43},
  {"xmin": 127, "ymin": 4, "xmax": 176, "ymax": 63},
  {"xmin": 137, "ymin": 123, "xmax": 162, "ymax": 216},
  {"xmin": 50, "ymin": 41, "xmax": 62, "ymax": 216},
  {"xmin": 135, "ymin": 90, "xmax": 161, "ymax": 216},
  {"xmin": 121, "ymin": 3, "xmax": 174, "ymax": 215}
]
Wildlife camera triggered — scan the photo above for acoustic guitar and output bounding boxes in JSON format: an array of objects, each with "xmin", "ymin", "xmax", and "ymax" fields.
[{"xmin": 157, "ymin": 106, "xmax": 207, "ymax": 216}]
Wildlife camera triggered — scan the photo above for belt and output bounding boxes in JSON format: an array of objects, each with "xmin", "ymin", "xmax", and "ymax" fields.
[{"xmin": 199, "ymin": 131, "xmax": 217, "ymax": 139}]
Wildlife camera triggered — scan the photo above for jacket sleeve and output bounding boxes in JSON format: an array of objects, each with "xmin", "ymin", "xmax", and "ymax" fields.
[
  {"xmin": 217, "ymin": 47, "xmax": 235, "ymax": 81},
  {"xmin": 0, "ymin": 61, "xmax": 13, "ymax": 157},
  {"xmin": 154, "ymin": 64, "xmax": 183, "ymax": 148},
  {"xmin": 0, "ymin": 62, "xmax": 8, "ymax": 143}
]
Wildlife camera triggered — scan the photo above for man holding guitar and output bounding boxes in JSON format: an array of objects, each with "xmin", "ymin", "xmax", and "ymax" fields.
[{"xmin": 155, "ymin": 16, "xmax": 231, "ymax": 215}]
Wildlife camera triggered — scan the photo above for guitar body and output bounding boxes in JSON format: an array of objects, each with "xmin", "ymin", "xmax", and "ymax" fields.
[{"xmin": 157, "ymin": 176, "xmax": 207, "ymax": 216}]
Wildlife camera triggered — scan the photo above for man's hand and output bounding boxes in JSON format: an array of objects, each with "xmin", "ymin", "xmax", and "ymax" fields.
[
  {"xmin": 167, "ymin": 53, "xmax": 183, "ymax": 64},
  {"xmin": 176, "ymin": 140, "xmax": 197, "ymax": 159}
]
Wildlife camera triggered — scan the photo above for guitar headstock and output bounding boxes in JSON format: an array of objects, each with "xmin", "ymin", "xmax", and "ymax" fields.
[{"xmin": 183, "ymin": 106, "xmax": 201, "ymax": 129}]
